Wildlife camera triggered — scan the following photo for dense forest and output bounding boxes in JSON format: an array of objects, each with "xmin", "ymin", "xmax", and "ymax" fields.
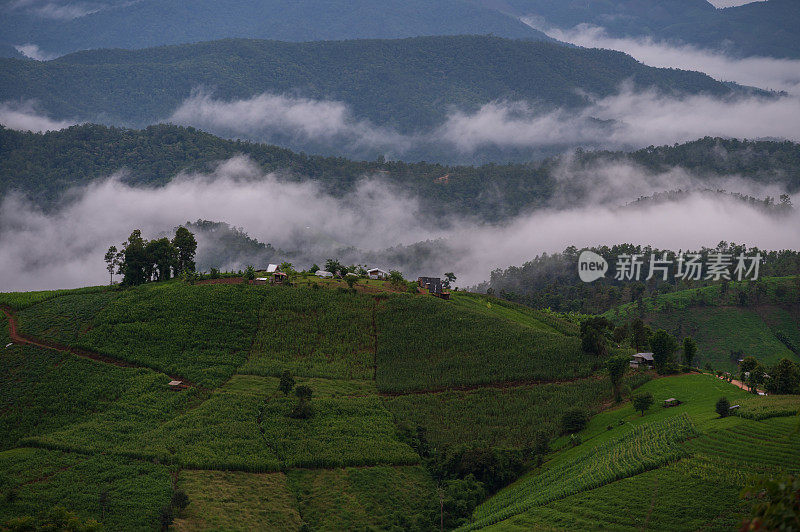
[
  {"xmin": 0, "ymin": 35, "xmax": 740, "ymax": 132},
  {"xmin": 497, "ymin": 0, "xmax": 800, "ymax": 59},
  {"xmin": 2, "ymin": 0, "xmax": 797, "ymax": 60},
  {"xmin": 0, "ymin": 0, "xmax": 548, "ymax": 58},
  {"xmin": 479, "ymin": 243, "xmax": 800, "ymax": 313},
  {"xmin": 2, "ymin": 124, "xmax": 799, "ymax": 222}
]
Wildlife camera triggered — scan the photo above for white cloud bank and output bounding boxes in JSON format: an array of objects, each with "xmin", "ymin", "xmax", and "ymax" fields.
[
  {"xmin": 523, "ymin": 21, "xmax": 800, "ymax": 96},
  {"xmin": 1, "ymin": 156, "xmax": 797, "ymax": 292},
  {"xmin": 169, "ymin": 91, "xmax": 412, "ymax": 154},
  {"xmin": 166, "ymin": 89, "xmax": 800, "ymax": 155},
  {"xmin": 13, "ymin": 43, "xmax": 60, "ymax": 61},
  {"xmin": 0, "ymin": 101, "xmax": 78, "ymax": 132},
  {"xmin": 438, "ymin": 89, "xmax": 800, "ymax": 152},
  {"xmin": 707, "ymin": 0, "xmax": 766, "ymax": 7}
]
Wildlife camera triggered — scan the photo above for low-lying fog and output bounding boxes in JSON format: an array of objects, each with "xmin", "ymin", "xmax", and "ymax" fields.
[{"xmin": 1, "ymin": 156, "xmax": 797, "ymax": 292}]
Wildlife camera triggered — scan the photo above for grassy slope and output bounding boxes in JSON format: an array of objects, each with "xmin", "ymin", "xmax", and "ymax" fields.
[
  {"xmin": 0, "ymin": 447, "xmax": 172, "ymax": 531},
  {"xmin": 376, "ymin": 294, "xmax": 592, "ymax": 393},
  {"xmin": 471, "ymin": 374, "xmax": 800, "ymax": 531},
  {"xmin": 14, "ymin": 282, "xmax": 265, "ymax": 387},
  {"xmin": 5, "ymin": 282, "xmax": 797, "ymax": 530},
  {"xmin": 606, "ymin": 276, "xmax": 800, "ymax": 371},
  {"xmin": 385, "ymin": 373, "xmax": 651, "ymax": 449},
  {"xmin": 173, "ymin": 470, "xmax": 303, "ymax": 531}
]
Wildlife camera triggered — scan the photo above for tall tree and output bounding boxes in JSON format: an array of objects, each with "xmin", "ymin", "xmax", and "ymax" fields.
[
  {"xmin": 172, "ymin": 226, "xmax": 197, "ymax": 275},
  {"xmin": 146, "ymin": 237, "xmax": 177, "ymax": 281},
  {"xmin": 604, "ymin": 355, "xmax": 629, "ymax": 402},
  {"xmin": 631, "ymin": 318, "xmax": 651, "ymax": 351},
  {"xmin": 104, "ymin": 245, "xmax": 120, "ymax": 285},
  {"xmin": 650, "ymin": 329, "xmax": 678, "ymax": 373},
  {"xmin": 121, "ymin": 229, "xmax": 149, "ymax": 286},
  {"xmin": 683, "ymin": 337, "xmax": 697, "ymax": 368}
]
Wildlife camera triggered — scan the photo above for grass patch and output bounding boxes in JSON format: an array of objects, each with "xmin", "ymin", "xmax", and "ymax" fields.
[
  {"xmin": 0, "ymin": 448, "xmax": 171, "ymax": 531},
  {"xmin": 241, "ymin": 287, "xmax": 375, "ymax": 380},
  {"xmin": 0, "ymin": 286, "xmax": 109, "ymax": 311},
  {"xmin": 376, "ymin": 295, "xmax": 592, "ymax": 393},
  {"xmin": 173, "ymin": 470, "xmax": 302, "ymax": 531},
  {"xmin": 287, "ymin": 466, "xmax": 438, "ymax": 531},
  {"xmin": 735, "ymin": 394, "xmax": 800, "ymax": 420},
  {"xmin": 449, "ymin": 292, "xmax": 576, "ymax": 335},
  {"xmin": 385, "ymin": 373, "xmax": 651, "ymax": 449}
]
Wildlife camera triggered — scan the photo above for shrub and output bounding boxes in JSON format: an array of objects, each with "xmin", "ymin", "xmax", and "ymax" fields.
[
  {"xmin": 278, "ymin": 370, "xmax": 295, "ymax": 395},
  {"xmin": 633, "ymin": 392, "xmax": 654, "ymax": 416},
  {"xmin": 158, "ymin": 504, "xmax": 174, "ymax": 531},
  {"xmin": 561, "ymin": 408, "xmax": 589, "ymax": 434},
  {"xmin": 716, "ymin": 396, "xmax": 730, "ymax": 418},
  {"xmin": 171, "ymin": 489, "xmax": 189, "ymax": 512}
]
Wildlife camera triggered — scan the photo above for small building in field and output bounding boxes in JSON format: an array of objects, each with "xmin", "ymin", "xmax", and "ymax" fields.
[
  {"xmin": 168, "ymin": 380, "xmax": 186, "ymax": 391},
  {"xmin": 418, "ymin": 276, "xmax": 450, "ymax": 299},
  {"xmin": 254, "ymin": 277, "xmax": 270, "ymax": 285},
  {"xmin": 663, "ymin": 398, "xmax": 681, "ymax": 408},
  {"xmin": 368, "ymin": 268, "xmax": 389, "ymax": 280},
  {"xmin": 418, "ymin": 277, "xmax": 443, "ymax": 292},
  {"xmin": 271, "ymin": 272, "xmax": 288, "ymax": 284},
  {"xmin": 266, "ymin": 264, "xmax": 281, "ymax": 274},
  {"xmin": 630, "ymin": 352, "xmax": 654, "ymax": 369},
  {"xmin": 315, "ymin": 270, "xmax": 334, "ymax": 278}
]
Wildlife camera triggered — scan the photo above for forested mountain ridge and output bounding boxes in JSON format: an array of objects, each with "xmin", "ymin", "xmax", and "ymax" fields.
[
  {"xmin": 2, "ymin": 124, "xmax": 799, "ymax": 220},
  {"xmin": 0, "ymin": 36, "xmax": 741, "ymax": 132},
  {"xmin": 494, "ymin": 0, "xmax": 800, "ymax": 59},
  {"xmin": 0, "ymin": 0, "xmax": 549, "ymax": 58}
]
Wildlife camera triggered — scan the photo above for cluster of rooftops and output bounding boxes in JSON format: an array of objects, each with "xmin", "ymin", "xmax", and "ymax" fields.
[{"xmin": 254, "ymin": 265, "xmax": 449, "ymax": 298}]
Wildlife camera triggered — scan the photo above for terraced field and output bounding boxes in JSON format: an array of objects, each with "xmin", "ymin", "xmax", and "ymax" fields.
[
  {"xmin": 3, "ymin": 282, "xmax": 797, "ymax": 530},
  {"xmin": 376, "ymin": 295, "xmax": 593, "ymax": 393},
  {"xmin": 468, "ymin": 374, "xmax": 799, "ymax": 531}
]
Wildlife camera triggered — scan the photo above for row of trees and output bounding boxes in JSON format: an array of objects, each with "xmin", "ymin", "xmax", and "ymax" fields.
[
  {"xmin": 104, "ymin": 227, "xmax": 197, "ymax": 286},
  {"xmin": 582, "ymin": 316, "xmax": 696, "ymax": 371},
  {"xmin": 738, "ymin": 356, "xmax": 800, "ymax": 395}
]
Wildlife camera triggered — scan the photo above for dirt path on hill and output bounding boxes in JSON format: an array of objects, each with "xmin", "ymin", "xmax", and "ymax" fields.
[
  {"xmin": 1, "ymin": 305, "xmax": 199, "ymax": 388},
  {"xmin": 720, "ymin": 375, "xmax": 764, "ymax": 394}
]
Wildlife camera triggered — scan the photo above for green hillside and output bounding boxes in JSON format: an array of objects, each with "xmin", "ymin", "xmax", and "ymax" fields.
[
  {"xmin": 4, "ymin": 124, "xmax": 799, "ymax": 221},
  {"xmin": 501, "ymin": 0, "xmax": 800, "ymax": 59},
  {"xmin": 607, "ymin": 276, "xmax": 800, "ymax": 371},
  {"xmin": 471, "ymin": 374, "xmax": 800, "ymax": 530},
  {"xmin": 0, "ymin": 279, "xmax": 627, "ymax": 529},
  {"xmin": 1, "ymin": 279, "xmax": 797, "ymax": 529},
  {"xmin": 0, "ymin": 36, "xmax": 737, "ymax": 132}
]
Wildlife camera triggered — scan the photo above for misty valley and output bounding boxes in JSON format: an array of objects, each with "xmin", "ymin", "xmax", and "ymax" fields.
[{"xmin": 1, "ymin": 1, "xmax": 799, "ymax": 531}]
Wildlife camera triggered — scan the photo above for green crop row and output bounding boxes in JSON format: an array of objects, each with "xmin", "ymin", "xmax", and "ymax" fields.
[
  {"xmin": 734, "ymin": 394, "xmax": 800, "ymax": 420},
  {"xmin": 376, "ymin": 295, "xmax": 594, "ymax": 393},
  {"xmin": 32, "ymin": 282, "xmax": 266, "ymax": 387},
  {"xmin": 0, "ymin": 285, "xmax": 110, "ymax": 310},
  {"xmin": 0, "ymin": 448, "xmax": 172, "ymax": 531},
  {"xmin": 241, "ymin": 287, "xmax": 375, "ymax": 380},
  {"xmin": 466, "ymin": 414, "xmax": 698, "ymax": 529},
  {"xmin": 29, "ymin": 375, "xmax": 418, "ymax": 472},
  {"xmin": 385, "ymin": 373, "xmax": 652, "ymax": 449}
]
